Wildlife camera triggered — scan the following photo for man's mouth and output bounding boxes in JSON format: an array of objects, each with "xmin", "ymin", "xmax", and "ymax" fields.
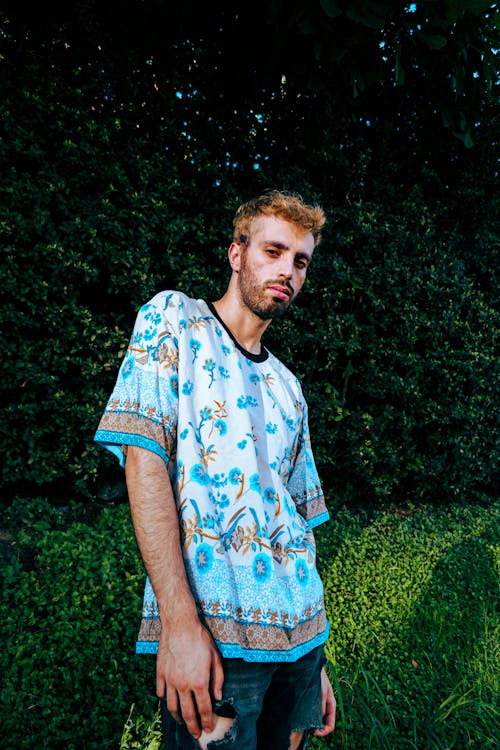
[{"xmin": 267, "ymin": 284, "xmax": 292, "ymax": 301}]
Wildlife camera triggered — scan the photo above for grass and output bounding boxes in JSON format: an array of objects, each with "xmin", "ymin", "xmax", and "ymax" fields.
[
  {"xmin": 1, "ymin": 498, "xmax": 498, "ymax": 749},
  {"xmin": 315, "ymin": 502, "xmax": 500, "ymax": 749}
]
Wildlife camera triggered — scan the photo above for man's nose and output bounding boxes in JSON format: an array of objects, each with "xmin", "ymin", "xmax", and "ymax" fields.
[{"xmin": 277, "ymin": 254, "xmax": 294, "ymax": 279}]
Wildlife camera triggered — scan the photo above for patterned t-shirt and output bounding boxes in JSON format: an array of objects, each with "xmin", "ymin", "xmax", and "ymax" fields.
[{"xmin": 94, "ymin": 290, "xmax": 330, "ymax": 662}]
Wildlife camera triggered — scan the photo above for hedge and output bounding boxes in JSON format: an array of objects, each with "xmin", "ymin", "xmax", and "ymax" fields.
[{"xmin": 1, "ymin": 46, "xmax": 498, "ymax": 510}]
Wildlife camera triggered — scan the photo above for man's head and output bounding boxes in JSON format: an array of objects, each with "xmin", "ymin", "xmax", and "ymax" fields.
[
  {"xmin": 228, "ymin": 190, "xmax": 326, "ymax": 321},
  {"xmin": 232, "ymin": 189, "xmax": 326, "ymax": 248}
]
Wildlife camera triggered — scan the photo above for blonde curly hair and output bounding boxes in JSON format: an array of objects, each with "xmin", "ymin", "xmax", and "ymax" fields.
[{"xmin": 233, "ymin": 189, "xmax": 326, "ymax": 247}]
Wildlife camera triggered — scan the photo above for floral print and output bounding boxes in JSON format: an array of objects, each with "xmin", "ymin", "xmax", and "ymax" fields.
[{"xmin": 94, "ymin": 291, "xmax": 330, "ymax": 662}]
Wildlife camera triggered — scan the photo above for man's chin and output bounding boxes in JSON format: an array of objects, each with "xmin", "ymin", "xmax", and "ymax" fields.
[{"xmin": 255, "ymin": 300, "xmax": 291, "ymax": 320}]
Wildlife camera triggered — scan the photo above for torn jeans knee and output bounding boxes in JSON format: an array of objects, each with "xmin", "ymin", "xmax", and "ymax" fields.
[{"xmin": 197, "ymin": 701, "xmax": 237, "ymax": 750}]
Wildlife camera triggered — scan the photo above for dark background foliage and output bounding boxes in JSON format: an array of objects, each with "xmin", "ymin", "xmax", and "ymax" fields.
[{"xmin": 1, "ymin": 0, "xmax": 498, "ymax": 511}]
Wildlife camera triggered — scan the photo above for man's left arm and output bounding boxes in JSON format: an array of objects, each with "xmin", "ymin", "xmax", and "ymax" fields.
[{"xmin": 313, "ymin": 667, "xmax": 336, "ymax": 737}]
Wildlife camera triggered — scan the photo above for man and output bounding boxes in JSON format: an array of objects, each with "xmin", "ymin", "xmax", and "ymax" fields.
[{"xmin": 94, "ymin": 190, "xmax": 336, "ymax": 749}]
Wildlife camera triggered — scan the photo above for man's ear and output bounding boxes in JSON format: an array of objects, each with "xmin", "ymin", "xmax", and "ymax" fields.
[{"xmin": 228, "ymin": 242, "xmax": 242, "ymax": 273}]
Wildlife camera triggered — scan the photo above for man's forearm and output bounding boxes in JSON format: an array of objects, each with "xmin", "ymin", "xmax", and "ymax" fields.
[
  {"xmin": 125, "ymin": 445, "xmax": 198, "ymax": 625},
  {"xmin": 125, "ymin": 445, "xmax": 224, "ymax": 738}
]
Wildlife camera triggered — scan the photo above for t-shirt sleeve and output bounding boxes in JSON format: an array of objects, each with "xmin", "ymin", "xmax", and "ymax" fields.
[
  {"xmin": 287, "ymin": 398, "xmax": 330, "ymax": 529},
  {"xmin": 94, "ymin": 293, "xmax": 180, "ymax": 468}
]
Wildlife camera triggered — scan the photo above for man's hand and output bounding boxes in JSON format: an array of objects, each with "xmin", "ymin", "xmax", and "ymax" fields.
[
  {"xmin": 156, "ymin": 619, "xmax": 224, "ymax": 740},
  {"xmin": 313, "ymin": 666, "xmax": 336, "ymax": 737}
]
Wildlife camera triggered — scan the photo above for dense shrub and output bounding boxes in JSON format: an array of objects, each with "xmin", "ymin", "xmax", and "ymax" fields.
[
  {"xmin": 0, "ymin": 502, "xmax": 156, "ymax": 749},
  {"xmin": 0, "ymin": 14, "xmax": 498, "ymax": 509},
  {"xmin": 0, "ymin": 67, "xmax": 234, "ymax": 501}
]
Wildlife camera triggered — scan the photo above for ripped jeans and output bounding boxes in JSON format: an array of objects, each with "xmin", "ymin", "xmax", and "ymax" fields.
[{"xmin": 160, "ymin": 645, "xmax": 325, "ymax": 750}]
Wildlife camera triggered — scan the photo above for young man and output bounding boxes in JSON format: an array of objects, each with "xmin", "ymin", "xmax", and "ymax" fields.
[{"xmin": 95, "ymin": 190, "xmax": 336, "ymax": 749}]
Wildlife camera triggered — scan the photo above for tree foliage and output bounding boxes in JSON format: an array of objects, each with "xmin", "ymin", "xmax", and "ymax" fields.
[{"xmin": 0, "ymin": 0, "xmax": 498, "ymax": 508}]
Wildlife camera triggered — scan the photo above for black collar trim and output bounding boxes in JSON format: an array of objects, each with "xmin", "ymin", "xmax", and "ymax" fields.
[{"xmin": 205, "ymin": 301, "xmax": 269, "ymax": 363}]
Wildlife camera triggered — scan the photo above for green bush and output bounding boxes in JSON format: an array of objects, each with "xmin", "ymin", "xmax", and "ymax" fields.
[
  {"xmin": 269, "ymin": 184, "xmax": 499, "ymax": 506},
  {"xmin": 0, "ymin": 69, "xmax": 233, "ymax": 502},
  {"xmin": 289, "ymin": 121, "xmax": 499, "ymax": 507},
  {"xmin": 0, "ymin": 503, "xmax": 156, "ymax": 749},
  {"xmin": 1, "ymin": 19, "xmax": 498, "ymax": 510}
]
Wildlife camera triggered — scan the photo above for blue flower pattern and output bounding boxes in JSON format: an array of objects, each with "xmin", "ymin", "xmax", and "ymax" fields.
[{"xmin": 95, "ymin": 290, "xmax": 329, "ymax": 661}]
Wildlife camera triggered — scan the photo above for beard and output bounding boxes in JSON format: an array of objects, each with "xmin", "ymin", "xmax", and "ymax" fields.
[{"xmin": 238, "ymin": 256, "xmax": 295, "ymax": 320}]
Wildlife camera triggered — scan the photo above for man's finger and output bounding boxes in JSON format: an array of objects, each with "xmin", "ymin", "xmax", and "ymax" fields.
[
  {"xmin": 156, "ymin": 672, "xmax": 166, "ymax": 699},
  {"xmin": 211, "ymin": 653, "xmax": 225, "ymax": 702},
  {"xmin": 313, "ymin": 669, "xmax": 336, "ymax": 736},
  {"xmin": 314, "ymin": 696, "xmax": 336, "ymax": 735},
  {"xmin": 194, "ymin": 686, "xmax": 216, "ymax": 733},
  {"xmin": 313, "ymin": 707, "xmax": 336, "ymax": 735},
  {"xmin": 166, "ymin": 688, "xmax": 182, "ymax": 724},
  {"xmin": 179, "ymin": 691, "xmax": 202, "ymax": 738},
  {"xmin": 325, "ymin": 684, "xmax": 336, "ymax": 730}
]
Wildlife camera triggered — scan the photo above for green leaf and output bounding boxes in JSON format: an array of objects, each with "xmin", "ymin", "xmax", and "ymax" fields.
[
  {"xmin": 346, "ymin": 1, "xmax": 387, "ymax": 29},
  {"xmin": 320, "ymin": 0, "xmax": 342, "ymax": 18},
  {"xmin": 417, "ymin": 31, "xmax": 448, "ymax": 49}
]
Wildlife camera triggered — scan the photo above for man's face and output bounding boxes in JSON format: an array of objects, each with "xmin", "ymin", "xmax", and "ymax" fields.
[{"xmin": 235, "ymin": 216, "xmax": 315, "ymax": 320}]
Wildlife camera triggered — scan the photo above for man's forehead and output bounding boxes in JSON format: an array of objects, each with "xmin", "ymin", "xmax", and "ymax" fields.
[{"xmin": 250, "ymin": 215, "xmax": 314, "ymax": 250}]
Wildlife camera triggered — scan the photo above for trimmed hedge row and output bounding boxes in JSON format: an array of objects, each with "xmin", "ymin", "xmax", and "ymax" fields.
[{"xmin": 1, "ymin": 49, "xmax": 498, "ymax": 509}]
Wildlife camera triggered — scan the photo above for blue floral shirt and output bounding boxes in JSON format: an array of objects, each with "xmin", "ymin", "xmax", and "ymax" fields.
[{"xmin": 95, "ymin": 291, "xmax": 330, "ymax": 662}]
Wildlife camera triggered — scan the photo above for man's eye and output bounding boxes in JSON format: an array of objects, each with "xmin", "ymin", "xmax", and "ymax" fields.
[
  {"xmin": 295, "ymin": 259, "xmax": 308, "ymax": 269},
  {"xmin": 266, "ymin": 248, "xmax": 279, "ymax": 256}
]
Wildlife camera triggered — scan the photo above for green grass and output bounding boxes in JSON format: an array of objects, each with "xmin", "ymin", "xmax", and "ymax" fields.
[
  {"xmin": 120, "ymin": 704, "xmax": 162, "ymax": 749},
  {"xmin": 315, "ymin": 503, "xmax": 500, "ymax": 749},
  {"xmin": 1, "ymin": 499, "xmax": 498, "ymax": 749}
]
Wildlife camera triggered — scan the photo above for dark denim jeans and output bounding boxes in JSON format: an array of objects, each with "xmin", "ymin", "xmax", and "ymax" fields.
[{"xmin": 161, "ymin": 645, "xmax": 326, "ymax": 750}]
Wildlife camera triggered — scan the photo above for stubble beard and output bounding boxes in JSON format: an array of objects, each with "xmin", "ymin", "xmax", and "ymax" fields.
[{"xmin": 238, "ymin": 257, "xmax": 295, "ymax": 320}]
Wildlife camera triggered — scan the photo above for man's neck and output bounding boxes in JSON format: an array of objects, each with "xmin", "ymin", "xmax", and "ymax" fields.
[{"xmin": 211, "ymin": 291, "xmax": 271, "ymax": 356}]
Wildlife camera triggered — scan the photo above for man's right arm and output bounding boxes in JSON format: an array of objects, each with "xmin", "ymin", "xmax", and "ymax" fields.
[{"xmin": 125, "ymin": 445, "xmax": 224, "ymax": 739}]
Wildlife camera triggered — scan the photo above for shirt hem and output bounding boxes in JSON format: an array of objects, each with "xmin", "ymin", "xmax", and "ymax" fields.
[
  {"xmin": 94, "ymin": 429, "xmax": 169, "ymax": 468},
  {"xmin": 308, "ymin": 510, "xmax": 330, "ymax": 529},
  {"xmin": 135, "ymin": 623, "xmax": 330, "ymax": 662}
]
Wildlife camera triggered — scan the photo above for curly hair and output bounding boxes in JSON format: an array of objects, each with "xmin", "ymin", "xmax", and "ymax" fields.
[{"xmin": 232, "ymin": 189, "xmax": 326, "ymax": 247}]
